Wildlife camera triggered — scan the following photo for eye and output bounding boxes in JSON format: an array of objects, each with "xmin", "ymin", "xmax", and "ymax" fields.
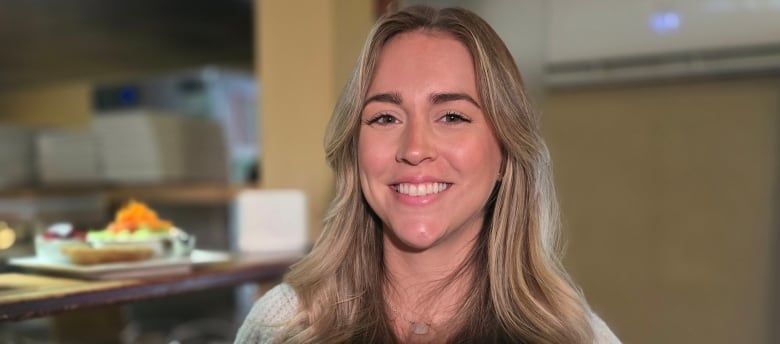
[
  {"xmin": 439, "ymin": 112, "xmax": 472, "ymax": 124},
  {"xmin": 365, "ymin": 113, "xmax": 399, "ymax": 125}
]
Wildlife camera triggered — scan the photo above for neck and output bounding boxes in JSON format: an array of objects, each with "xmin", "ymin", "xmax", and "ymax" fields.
[
  {"xmin": 382, "ymin": 228, "xmax": 479, "ymax": 337},
  {"xmin": 383, "ymin": 236, "xmax": 475, "ymax": 288}
]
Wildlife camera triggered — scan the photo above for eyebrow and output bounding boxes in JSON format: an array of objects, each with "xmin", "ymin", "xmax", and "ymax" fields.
[
  {"xmin": 363, "ymin": 92, "xmax": 481, "ymax": 109},
  {"xmin": 363, "ymin": 92, "xmax": 402, "ymax": 108},
  {"xmin": 430, "ymin": 92, "xmax": 481, "ymax": 109}
]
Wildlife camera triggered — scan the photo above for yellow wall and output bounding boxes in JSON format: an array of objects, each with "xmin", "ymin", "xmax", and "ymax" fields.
[
  {"xmin": 257, "ymin": 0, "xmax": 373, "ymax": 240},
  {"xmin": 0, "ymin": 82, "xmax": 92, "ymax": 128},
  {"xmin": 544, "ymin": 77, "xmax": 779, "ymax": 344}
]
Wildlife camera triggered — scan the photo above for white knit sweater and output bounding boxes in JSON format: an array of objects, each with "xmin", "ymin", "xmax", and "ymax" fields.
[{"xmin": 234, "ymin": 283, "xmax": 622, "ymax": 344}]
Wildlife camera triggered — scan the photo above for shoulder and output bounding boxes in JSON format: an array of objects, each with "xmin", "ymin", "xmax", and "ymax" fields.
[
  {"xmin": 590, "ymin": 312, "xmax": 621, "ymax": 344},
  {"xmin": 235, "ymin": 283, "xmax": 299, "ymax": 344}
]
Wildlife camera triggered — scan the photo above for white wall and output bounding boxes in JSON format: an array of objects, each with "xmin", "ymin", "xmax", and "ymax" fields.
[{"xmin": 549, "ymin": 0, "xmax": 780, "ymax": 63}]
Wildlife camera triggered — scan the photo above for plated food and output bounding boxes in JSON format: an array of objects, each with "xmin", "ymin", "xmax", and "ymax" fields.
[
  {"xmin": 35, "ymin": 200, "xmax": 194, "ymax": 265},
  {"xmin": 88, "ymin": 200, "xmax": 173, "ymax": 243}
]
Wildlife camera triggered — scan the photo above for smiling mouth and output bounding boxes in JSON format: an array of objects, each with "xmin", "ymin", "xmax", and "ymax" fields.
[{"xmin": 393, "ymin": 182, "xmax": 450, "ymax": 197}]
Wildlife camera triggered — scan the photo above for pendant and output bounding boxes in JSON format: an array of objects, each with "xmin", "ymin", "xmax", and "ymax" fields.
[{"xmin": 410, "ymin": 322, "xmax": 430, "ymax": 335}]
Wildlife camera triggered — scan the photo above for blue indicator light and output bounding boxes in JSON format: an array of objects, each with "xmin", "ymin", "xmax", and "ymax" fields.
[
  {"xmin": 651, "ymin": 11, "xmax": 681, "ymax": 34},
  {"xmin": 118, "ymin": 86, "xmax": 139, "ymax": 105}
]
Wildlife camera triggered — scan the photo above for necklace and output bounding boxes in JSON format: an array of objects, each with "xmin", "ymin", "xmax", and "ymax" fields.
[{"xmin": 389, "ymin": 305, "xmax": 433, "ymax": 335}]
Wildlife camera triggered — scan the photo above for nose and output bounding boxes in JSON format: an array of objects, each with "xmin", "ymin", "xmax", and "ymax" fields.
[{"xmin": 396, "ymin": 119, "xmax": 437, "ymax": 165}]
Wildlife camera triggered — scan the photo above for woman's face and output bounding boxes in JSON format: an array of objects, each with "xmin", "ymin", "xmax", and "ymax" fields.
[{"xmin": 358, "ymin": 31, "xmax": 503, "ymax": 252}]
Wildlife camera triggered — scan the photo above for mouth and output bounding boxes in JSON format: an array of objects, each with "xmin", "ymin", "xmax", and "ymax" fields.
[{"xmin": 392, "ymin": 182, "xmax": 451, "ymax": 197}]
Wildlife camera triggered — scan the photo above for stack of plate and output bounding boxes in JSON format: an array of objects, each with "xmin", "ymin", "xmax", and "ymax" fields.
[
  {"xmin": 92, "ymin": 110, "xmax": 228, "ymax": 183},
  {"xmin": 0, "ymin": 125, "xmax": 35, "ymax": 188},
  {"xmin": 35, "ymin": 130, "xmax": 102, "ymax": 185}
]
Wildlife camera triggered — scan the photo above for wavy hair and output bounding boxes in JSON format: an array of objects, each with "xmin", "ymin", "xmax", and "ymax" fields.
[{"xmin": 283, "ymin": 5, "xmax": 595, "ymax": 343}]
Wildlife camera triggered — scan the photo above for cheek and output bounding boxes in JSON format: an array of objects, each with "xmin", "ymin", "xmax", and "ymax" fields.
[
  {"xmin": 357, "ymin": 135, "xmax": 390, "ymax": 218},
  {"xmin": 451, "ymin": 139, "xmax": 502, "ymax": 178},
  {"xmin": 357, "ymin": 137, "xmax": 373, "ymax": 176},
  {"xmin": 357, "ymin": 133, "xmax": 386, "ymax": 189},
  {"xmin": 358, "ymin": 131, "xmax": 395, "ymax": 171}
]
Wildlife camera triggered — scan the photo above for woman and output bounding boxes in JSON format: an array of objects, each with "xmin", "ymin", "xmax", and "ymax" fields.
[{"xmin": 236, "ymin": 5, "xmax": 620, "ymax": 344}]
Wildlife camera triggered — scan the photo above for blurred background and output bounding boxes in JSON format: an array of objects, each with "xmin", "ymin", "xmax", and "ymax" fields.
[{"xmin": 0, "ymin": 0, "xmax": 778, "ymax": 343}]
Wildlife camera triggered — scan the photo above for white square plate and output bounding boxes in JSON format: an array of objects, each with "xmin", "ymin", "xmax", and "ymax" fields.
[{"xmin": 8, "ymin": 250, "xmax": 231, "ymax": 280}]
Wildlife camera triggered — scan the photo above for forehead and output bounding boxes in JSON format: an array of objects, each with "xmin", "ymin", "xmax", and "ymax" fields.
[
  {"xmin": 383, "ymin": 29, "xmax": 462, "ymax": 50},
  {"xmin": 369, "ymin": 30, "xmax": 478, "ymax": 95},
  {"xmin": 377, "ymin": 30, "xmax": 472, "ymax": 66}
]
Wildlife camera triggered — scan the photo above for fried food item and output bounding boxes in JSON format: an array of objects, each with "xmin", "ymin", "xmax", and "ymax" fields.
[{"xmin": 61, "ymin": 245, "xmax": 154, "ymax": 265}]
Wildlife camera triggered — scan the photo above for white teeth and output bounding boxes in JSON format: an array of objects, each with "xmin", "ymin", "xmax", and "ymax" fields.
[{"xmin": 395, "ymin": 182, "xmax": 449, "ymax": 196}]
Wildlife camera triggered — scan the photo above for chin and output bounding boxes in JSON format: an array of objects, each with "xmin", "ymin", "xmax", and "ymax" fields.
[
  {"xmin": 400, "ymin": 238, "xmax": 438, "ymax": 252},
  {"xmin": 384, "ymin": 225, "xmax": 441, "ymax": 252}
]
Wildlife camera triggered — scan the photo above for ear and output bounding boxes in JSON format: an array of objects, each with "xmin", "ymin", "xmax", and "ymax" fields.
[{"xmin": 497, "ymin": 155, "xmax": 507, "ymax": 181}]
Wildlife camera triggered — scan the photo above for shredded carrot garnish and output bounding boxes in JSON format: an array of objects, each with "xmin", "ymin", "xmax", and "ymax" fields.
[{"xmin": 108, "ymin": 200, "xmax": 173, "ymax": 233}]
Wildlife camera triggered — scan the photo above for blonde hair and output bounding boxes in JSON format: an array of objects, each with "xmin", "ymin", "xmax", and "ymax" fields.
[{"xmin": 283, "ymin": 5, "xmax": 595, "ymax": 343}]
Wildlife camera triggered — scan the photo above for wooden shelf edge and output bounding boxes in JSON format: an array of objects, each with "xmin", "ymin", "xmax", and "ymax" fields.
[
  {"xmin": 107, "ymin": 183, "xmax": 255, "ymax": 205},
  {"xmin": 0, "ymin": 183, "xmax": 259, "ymax": 205}
]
